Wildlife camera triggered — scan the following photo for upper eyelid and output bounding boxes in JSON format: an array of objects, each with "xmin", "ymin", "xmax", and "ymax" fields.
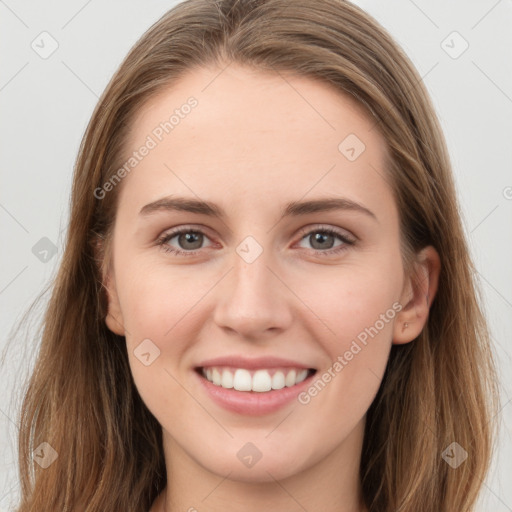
[
  {"xmin": 296, "ymin": 224, "xmax": 356, "ymax": 240},
  {"xmin": 160, "ymin": 225, "xmax": 217, "ymax": 243}
]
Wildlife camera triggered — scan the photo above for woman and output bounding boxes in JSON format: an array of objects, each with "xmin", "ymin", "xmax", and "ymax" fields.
[{"xmin": 15, "ymin": 0, "xmax": 499, "ymax": 510}]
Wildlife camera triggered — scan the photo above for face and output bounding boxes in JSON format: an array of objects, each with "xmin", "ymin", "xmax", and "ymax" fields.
[{"xmin": 103, "ymin": 63, "xmax": 437, "ymax": 483}]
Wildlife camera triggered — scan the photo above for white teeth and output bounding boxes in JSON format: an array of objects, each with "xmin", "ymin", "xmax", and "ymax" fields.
[
  {"xmin": 296, "ymin": 369, "xmax": 308, "ymax": 384},
  {"xmin": 212, "ymin": 368, "xmax": 222, "ymax": 386},
  {"xmin": 285, "ymin": 369, "xmax": 296, "ymax": 387},
  {"xmin": 233, "ymin": 369, "xmax": 252, "ymax": 391},
  {"xmin": 271, "ymin": 371, "xmax": 285, "ymax": 390},
  {"xmin": 201, "ymin": 366, "xmax": 312, "ymax": 392},
  {"xmin": 252, "ymin": 370, "xmax": 272, "ymax": 392},
  {"xmin": 221, "ymin": 369, "xmax": 234, "ymax": 388}
]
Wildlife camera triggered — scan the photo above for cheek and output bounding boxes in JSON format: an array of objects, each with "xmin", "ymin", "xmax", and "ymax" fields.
[
  {"xmin": 297, "ymin": 257, "xmax": 403, "ymax": 346},
  {"xmin": 293, "ymin": 259, "xmax": 402, "ymax": 405},
  {"xmin": 117, "ymin": 265, "xmax": 207, "ymax": 423},
  {"xmin": 116, "ymin": 259, "xmax": 224, "ymax": 396},
  {"xmin": 118, "ymin": 251, "xmax": 203, "ymax": 326}
]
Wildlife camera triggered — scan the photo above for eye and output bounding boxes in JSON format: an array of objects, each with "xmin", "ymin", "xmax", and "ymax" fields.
[
  {"xmin": 156, "ymin": 225, "xmax": 356, "ymax": 257},
  {"xmin": 156, "ymin": 227, "xmax": 214, "ymax": 256},
  {"xmin": 296, "ymin": 226, "xmax": 356, "ymax": 255}
]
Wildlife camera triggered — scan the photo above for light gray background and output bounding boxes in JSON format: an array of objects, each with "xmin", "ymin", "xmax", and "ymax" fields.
[{"xmin": 1, "ymin": 0, "xmax": 511, "ymax": 510}]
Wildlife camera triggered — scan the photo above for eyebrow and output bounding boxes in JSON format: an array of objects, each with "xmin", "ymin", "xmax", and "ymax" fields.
[{"xmin": 139, "ymin": 196, "xmax": 377, "ymax": 221}]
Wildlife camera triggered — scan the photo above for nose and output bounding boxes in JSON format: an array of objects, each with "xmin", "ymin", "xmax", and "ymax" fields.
[{"xmin": 212, "ymin": 249, "xmax": 293, "ymax": 340}]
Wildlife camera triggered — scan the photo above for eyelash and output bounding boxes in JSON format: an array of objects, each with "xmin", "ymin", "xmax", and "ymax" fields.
[{"xmin": 156, "ymin": 225, "xmax": 356, "ymax": 257}]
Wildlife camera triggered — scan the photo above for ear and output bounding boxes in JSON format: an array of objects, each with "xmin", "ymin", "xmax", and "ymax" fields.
[
  {"xmin": 393, "ymin": 245, "xmax": 441, "ymax": 344},
  {"xmin": 95, "ymin": 236, "xmax": 126, "ymax": 336},
  {"xmin": 103, "ymin": 269, "xmax": 126, "ymax": 336}
]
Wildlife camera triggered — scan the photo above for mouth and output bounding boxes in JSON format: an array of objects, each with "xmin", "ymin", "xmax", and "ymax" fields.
[{"xmin": 194, "ymin": 366, "xmax": 317, "ymax": 393}]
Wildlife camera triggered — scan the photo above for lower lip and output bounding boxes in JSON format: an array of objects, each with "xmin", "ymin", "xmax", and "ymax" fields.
[{"xmin": 194, "ymin": 369, "xmax": 316, "ymax": 416}]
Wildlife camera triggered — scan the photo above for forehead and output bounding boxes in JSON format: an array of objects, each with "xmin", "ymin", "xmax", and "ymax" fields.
[{"xmin": 118, "ymin": 63, "xmax": 394, "ymax": 221}]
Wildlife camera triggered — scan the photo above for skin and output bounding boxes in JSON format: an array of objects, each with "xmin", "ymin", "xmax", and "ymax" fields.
[{"xmin": 103, "ymin": 63, "xmax": 440, "ymax": 512}]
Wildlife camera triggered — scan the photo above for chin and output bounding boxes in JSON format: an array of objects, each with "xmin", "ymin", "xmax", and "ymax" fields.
[{"xmin": 197, "ymin": 449, "xmax": 310, "ymax": 484}]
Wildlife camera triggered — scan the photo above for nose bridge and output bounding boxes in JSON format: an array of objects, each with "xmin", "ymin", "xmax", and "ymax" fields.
[{"xmin": 212, "ymin": 241, "xmax": 292, "ymax": 337}]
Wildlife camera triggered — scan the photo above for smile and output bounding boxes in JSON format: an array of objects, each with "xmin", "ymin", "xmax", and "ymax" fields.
[{"xmin": 199, "ymin": 366, "xmax": 316, "ymax": 392}]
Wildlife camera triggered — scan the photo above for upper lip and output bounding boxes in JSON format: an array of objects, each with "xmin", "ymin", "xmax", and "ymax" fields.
[{"xmin": 196, "ymin": 356, "xmax": 315, "ymax": 370}]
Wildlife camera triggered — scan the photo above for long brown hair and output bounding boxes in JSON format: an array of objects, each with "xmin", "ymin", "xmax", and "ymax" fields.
[{"xmin": 12, "ymin": 0, "xmax": 499, "ymax": 510}]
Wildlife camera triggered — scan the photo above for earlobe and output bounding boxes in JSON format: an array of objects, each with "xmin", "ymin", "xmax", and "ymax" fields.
[
  {"xmin": 393, "ymin": 245, "xmax": 441, "ymax": 345},
  {"xmin": 94, "ymin": 236, "xmax": 125, "ymax": 336},
  {"xmin": 103, "ymin": 270, "xmax": 126, "ymax": 336}
]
